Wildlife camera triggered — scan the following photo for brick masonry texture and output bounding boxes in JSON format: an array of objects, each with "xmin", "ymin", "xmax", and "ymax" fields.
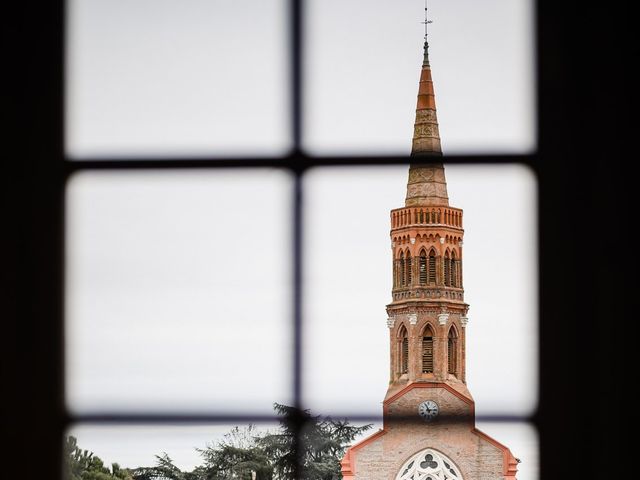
[{"xmin": 350, "ymin": 387, "xmax": 504, "ymax": 479}]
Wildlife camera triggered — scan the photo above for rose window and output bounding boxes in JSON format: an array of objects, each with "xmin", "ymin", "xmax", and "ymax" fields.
[{"xmin": 396, "ymin": 448, "xmax": 462, "ymax": 480}]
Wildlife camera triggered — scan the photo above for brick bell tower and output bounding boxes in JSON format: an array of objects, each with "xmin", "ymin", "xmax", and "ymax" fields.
[{"xmin": 340, "ymin": 17, "xmax": 519, "ymax": 480}]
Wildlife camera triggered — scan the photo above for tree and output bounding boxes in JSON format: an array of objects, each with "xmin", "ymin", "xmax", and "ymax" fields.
[
  {"xmin": 64, "ymin": 436, "xmax": 134, "ymax": 480},
  {"xmin": 198, "ymin": 425, "xmax": 274, "ymax": 480},
  {"xmin": 260, "ymin": 403, "xmax": 372, "ymax": 480},
  {"xmin": 198, "ymin": 404, "xmax": 372, "ymax": 480},
  {"xmin": 130, "ymin": 453, "xmax": 197, "ymax": 480}
]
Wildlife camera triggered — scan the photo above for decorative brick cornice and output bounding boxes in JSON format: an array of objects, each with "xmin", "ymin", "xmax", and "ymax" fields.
[{"xmin": 384, "ymin": 381, "xmax": 474, "ymax": 408}]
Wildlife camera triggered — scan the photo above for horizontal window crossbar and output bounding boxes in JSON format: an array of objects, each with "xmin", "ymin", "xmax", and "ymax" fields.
[
  {"xmin": 62, "ymin": 154, "xmax": 537, "ymax": 173},
  {"xmin": 68, "ymin": 412, "xmax": 533, "ymax": 424}
]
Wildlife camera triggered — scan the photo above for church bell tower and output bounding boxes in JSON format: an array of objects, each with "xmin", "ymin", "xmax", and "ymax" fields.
[
  {"xmin": 340, "ymin": 14, "xmax": 519, "ymax": 480},
  {"xmin": 387, "ymin": 46, "xmax": 468, "ymax": 394}
]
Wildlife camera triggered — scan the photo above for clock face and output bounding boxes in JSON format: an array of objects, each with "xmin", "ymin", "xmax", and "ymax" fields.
[{"xmin": 418, "ymin": 400, "xmax": 439, "ymax": 422}]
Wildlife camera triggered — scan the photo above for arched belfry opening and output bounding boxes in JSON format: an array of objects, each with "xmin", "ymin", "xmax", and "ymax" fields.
[
  {"xmin": 451, "ymin": 250, "xmax": 458, "ymax": 287},
  {"xmin": 444, "ymin": 249, "xmax": 451, "ymax": 286},
  {"xmin": 428, "ymin": 249, "xmax": 436, "ymax": 284},
  {"xmin": 399, "ymin": 325, "xmax": 409, "ymax": 375},
  {"xmin": 448, "ymin": 326, "xmax": 458, "ymax": 375},
  {"xmin": 419, "ymin": 249, "xmax": 427, "ymax": 285},
  {"xmin": 405, "ymin": 249, "xmax": 412, "ymax": 286},
  {"xmin": 422, "ymin": 324, "xmax": 435, "ymax": 373}
]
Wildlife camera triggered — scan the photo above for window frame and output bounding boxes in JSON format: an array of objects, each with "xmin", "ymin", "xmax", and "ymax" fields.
[{"xmin": 4, "ymin": 0, "xmax": 614, "ymax": 478}]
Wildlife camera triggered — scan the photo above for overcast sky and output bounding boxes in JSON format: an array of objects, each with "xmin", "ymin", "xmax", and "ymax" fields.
[
  {"xmin": 66, "ymin": 0, "xmax": 537, "ymax": 478},
  {"xmin": 66, "ymin": 0, "xmax": 534, "ymax": 157}
]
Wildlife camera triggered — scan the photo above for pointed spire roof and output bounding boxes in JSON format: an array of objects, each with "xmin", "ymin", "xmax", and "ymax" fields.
[{"xmin": 406, "ymin": 37, "xmax": 449, "ymax": 207}]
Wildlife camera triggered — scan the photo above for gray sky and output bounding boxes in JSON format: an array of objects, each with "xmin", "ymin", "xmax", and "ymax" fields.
[
  {"xmin": 66, "ymin": 0, "xmax": 534, "ymax": 157},
  {"xmin": 66, "ymin": 0, "xmax": 537, "ymax": 478}
]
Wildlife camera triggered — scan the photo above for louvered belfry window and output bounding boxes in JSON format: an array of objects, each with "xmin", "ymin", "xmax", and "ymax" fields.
[
  {"xmin": 428, "ymin": 251, "xmax": 436, "ymax": 284},
  {"xmin": 444, "ymin": 252, "xmax": 451, "ymax": 286},
  {"xmin": 406, "ymin": 253, "xmax": 412, "ymax": 286},
  {"xmin": 401, "ymin": 330, "xmax": 409, "ymax": 374},
  {"xmin": 419, "ymin": 251, "xmax": 427, "ymax": 285},
  {"xmin": 448, "ymin": 328, "xmax": 457, "ymax": 375},
  {"xmin": 394, "ymin": 258, "xmax": 402, "ymax": 288},
  {"xmin": 400, "ymin": 251, "xmax": 405, "ymax": 287},
  {"xmin": 451, "ymin": 253, "xmax": 458, "ymax": 287},
  {"xmin": 422, "ymin": 326, "xmax": 434, "ymax": 373}
]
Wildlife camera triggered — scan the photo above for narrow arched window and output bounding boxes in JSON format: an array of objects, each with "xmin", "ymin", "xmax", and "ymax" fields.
[
  {"xmin": 451, "ymin": 251, "xmax": 458, "ymax": 287},
  {"xmin": 419, "ymin": 250, "xmax": 427, "ymax": 285},
  {"xmin": 428, "ymin": 251, "xmax": 436, "ymax": 284},
  {"xmin": 444, "ymin": 251, "xmax": 451, "ymax": 286},
  {"xmin": 400, "ymin": 326, "xmax": 409, "ymax": 374},
  {"xmin": 448, "ymin": 328, "xmax": 458, "ymax": 375},
  {"xmin": 422, "ymin": 325, "xmax": 434, "ymax": 373},
  {"xmin": 405, "ymin": 252, "xmax": 412, "ymax": 286},
  {"xmin": 400, "ymin": 251, "xmax": 405, "ymax": 287}
]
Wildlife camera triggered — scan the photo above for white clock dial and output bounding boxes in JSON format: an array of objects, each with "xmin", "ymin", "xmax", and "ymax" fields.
[{"xmin": 418, "ymin": 400, "xmax": 439, "ymax": 422}]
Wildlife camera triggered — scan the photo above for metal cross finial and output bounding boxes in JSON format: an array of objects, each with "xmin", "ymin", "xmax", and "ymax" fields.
[
  {"xmin": 420, "ymin": 0, "xmax": 434, "ymax": 66},
  {"xmin": 422, "ymin": 0, "xmax": 433, "ymax": 40}
]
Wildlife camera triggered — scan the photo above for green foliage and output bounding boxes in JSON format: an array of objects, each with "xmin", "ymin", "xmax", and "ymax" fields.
[
  {"xmin": 198, "ymin": 425, "xmax": 274, "ymax": 480},
  {"xmin": 260, "ymin": 403, "xmax": 372, "ymax": 480},
  {"xmin": 66, "ymin": 404, "xmax": 372, "ymax": 480},
  {"xmin": 130, "ymin": 452, "xmax": 192, "ymax": 480},
  {"xmin": 64, "ymin": 436, "xmax": 134, "ymax": 480}
]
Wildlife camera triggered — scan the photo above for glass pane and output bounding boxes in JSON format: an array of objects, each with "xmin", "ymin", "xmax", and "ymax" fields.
[
  {"xmin": 67, "ymin": 422, "xmax": 537, "ymax": 480},
  {"xmin": 304, "ymin": 0, "xmax": 535, "ymax": 154},
  {"xmin": 66, "ymin": 0, "xmax": 288, "ymax": 158},
  {"xmin": 66, "ymin": 423, "xmax": 280, "ymax": 473},
  {"xmin": 304, "ymin": 165, "xmax": 537, "ymax": 416},
  {"xmin": 66, "ymin": 170, "xmax": 291, "ymax": 413}
]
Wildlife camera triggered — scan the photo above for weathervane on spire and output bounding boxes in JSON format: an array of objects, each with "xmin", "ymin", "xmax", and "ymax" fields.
[{"xmin": 421, "ymin": 0, "xmax": 433, "ymax": 66}]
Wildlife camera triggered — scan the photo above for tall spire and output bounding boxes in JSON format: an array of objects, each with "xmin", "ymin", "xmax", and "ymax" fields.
[{"xmin": 406, "ymin": 2, "xmax": 448, "ymax": 207}]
